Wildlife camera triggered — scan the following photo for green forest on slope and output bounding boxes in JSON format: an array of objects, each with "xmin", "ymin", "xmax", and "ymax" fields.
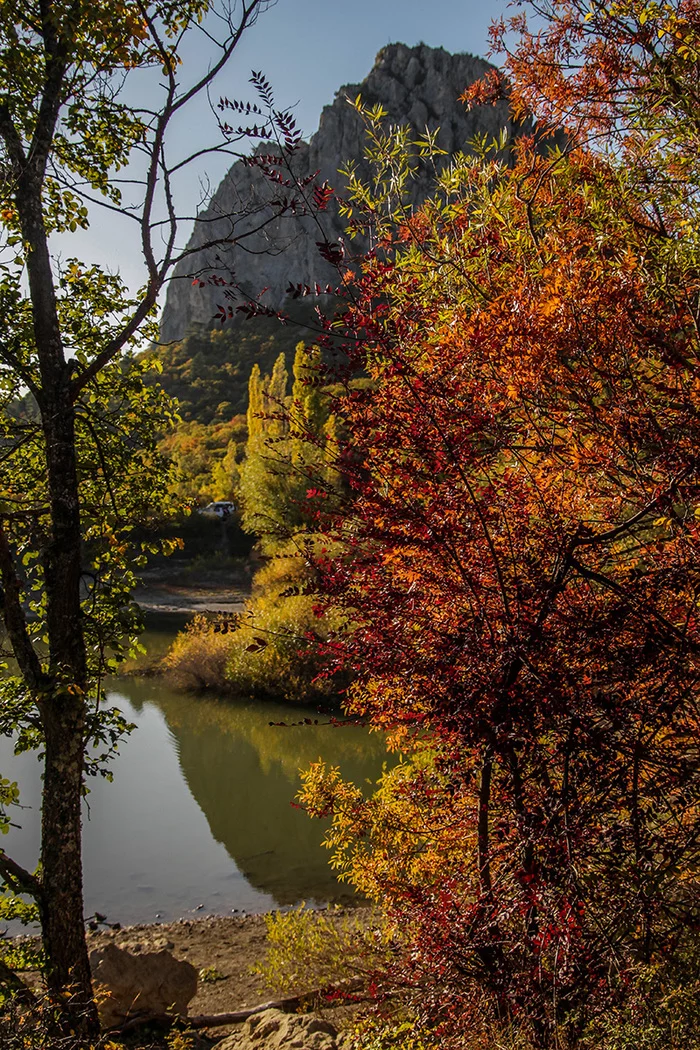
[{"xmin": 151, "ymin": 300, "xmax": 326, "ymax": 423}]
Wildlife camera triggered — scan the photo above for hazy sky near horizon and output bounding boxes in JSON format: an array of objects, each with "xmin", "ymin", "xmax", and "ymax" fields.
[{"xmin": 60, "ymin": 0, "xmax": 512, "ymax": 297}]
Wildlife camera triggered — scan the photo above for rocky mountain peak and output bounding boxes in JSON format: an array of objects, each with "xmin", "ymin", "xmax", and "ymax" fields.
[{"xmin": 159, "ymin": 43, "xmax": 518, "ymax": 344}]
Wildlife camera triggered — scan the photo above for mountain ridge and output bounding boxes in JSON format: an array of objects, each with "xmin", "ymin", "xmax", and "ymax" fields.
[{"xmin": 158, "ymin": 42, "xmax": 521, "ymax": 344}]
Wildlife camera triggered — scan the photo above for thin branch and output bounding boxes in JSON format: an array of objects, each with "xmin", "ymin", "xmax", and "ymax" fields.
[
  {"xmin": 0, "ymin": 522, "xmax": 46, "ymax": 693},
  {"xmin": 166, "ymin": 141, "xmax": 247, "ymax": 177},
  {"xmin": 0, "ymin": 850, "xmax": 43, "ymax": 902},
  {"xmin": 0, "ymin": 957, "xmax": 38, "ymax": 1006},
  {"xmin": 0, "ymin": 345, "xmax": 40, "ymax": 398},
  {"xmin": 570, "ymin": 554, "xmax": 690, "ymax": 644},
  {"xmin": 171, "ymin": 1, "xmax": 271, "ymax": 115},
  {"xmin": 575, "ymin": 466, "xmax": 694, "ymax": 547},
  {"xmin": 0, "ymin": 102, "xmax": 28, "ymax": 172},
  {"xmin": 70, "ymin": 2, "xmax": 269, "ymax": 396},
  {"xmin": 478, "ymin": 744, "xmax": 493, "ymax": 896}
]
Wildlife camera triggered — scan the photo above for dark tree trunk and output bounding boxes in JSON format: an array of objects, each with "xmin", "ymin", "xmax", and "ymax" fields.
[
  {"xmin": 18, "ymin": 167, "xmax": 99, "ymax": 1036},
  {"xmin": 39, "ymin": 695, "xmax": 96, "ymax": 1030},
  {"xmin": 34, "ymin": 348, "xmax": 98, "ymax": 1038}
]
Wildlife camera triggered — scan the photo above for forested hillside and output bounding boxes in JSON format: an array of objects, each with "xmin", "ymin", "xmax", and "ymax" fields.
[
  {"xmin": 151, "ymin": 303, "xmax": 319, "ymax": 422},
  {"xmin": 153, "ymin": 42, "xmax": 529, "ymax": 430}
]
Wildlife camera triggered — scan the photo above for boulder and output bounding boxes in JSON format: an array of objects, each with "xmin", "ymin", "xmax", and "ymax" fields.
[
  {"xmin": 89, "ymin": 942, "xmax": 198, "ymax": 1028},
  {"xmin": 213, "ymin": 1008, "xmax": 352, "ymax": 1050}
]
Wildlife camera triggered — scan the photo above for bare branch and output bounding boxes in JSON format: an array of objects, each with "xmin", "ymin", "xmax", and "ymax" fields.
[
  {"xmin": 69, "ymin": 1, "xmax": 277, "ymax": 393},
  {"xmin": 0, "ymin": 956, "xmax": 38, "ymax": 1005},
  {"xmin": 0, "ymin": 522, "xmax": 45, "ymax": 693},
  {"xmin": 114, "ymin": 979, "xmax": 364, "ymax": 1033},
  {"xmin": 0, "ymin": 850, "xmax": 43, "ymax": 901},
  {"xmin": 172, "ymin": 1, "xmax": 272, "ymax": 115}
]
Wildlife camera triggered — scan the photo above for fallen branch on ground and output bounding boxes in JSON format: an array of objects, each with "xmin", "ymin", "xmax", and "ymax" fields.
[{"xmin": 112, "ymin": 979, "xmax": 365, "ymax": 1033}]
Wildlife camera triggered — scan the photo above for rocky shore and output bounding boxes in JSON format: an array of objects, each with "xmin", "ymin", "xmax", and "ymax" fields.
[
  {"xmin": 87, "ymin": 914, "xmax": 271, "ymax": 1026},
  {"xmin": 82, "ymin": 912, "xmax": 359, "ymax": 1047},
  {"xmin": 133, "ymin": 566, "xmax": 250, "ymax": 619}
]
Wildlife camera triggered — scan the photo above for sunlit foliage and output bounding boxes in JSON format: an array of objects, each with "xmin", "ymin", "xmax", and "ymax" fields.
[{"xmin": 298, "ymin": 8, "xmax": 700, "ymax": 1044}]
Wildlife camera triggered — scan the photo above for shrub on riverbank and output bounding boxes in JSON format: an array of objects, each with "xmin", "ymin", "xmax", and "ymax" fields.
[
  {"xmin": 257, "ymin": 904, "xmax": 386, "ymax": 996},
  {"xmin": 162, "ymin": 614, "xmax": 233, "ymax": 691},
  {"xmin": 226, "ymin": 555, "xmax": 343, "ymax": 702},
  {"xmin": 163, "ymin": 554, "xmax": 343, "ymax": 702}
]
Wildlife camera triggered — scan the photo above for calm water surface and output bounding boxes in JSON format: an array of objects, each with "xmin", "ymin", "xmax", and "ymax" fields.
[{"xmin": 0, "ymin": 676, "xmax": 389, "ymax": 925}]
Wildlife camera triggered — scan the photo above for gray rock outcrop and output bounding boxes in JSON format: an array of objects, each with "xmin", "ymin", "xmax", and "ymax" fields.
[
  {"xmin": 90, "ymin": 942, "xmax": 198, "ymax": 1028},
  {"xmin": 159, "ymin": 43, "xmax": 520, "ymax": 343},
  {"xmin": 213, "ymin": 1009, "xmax": 352, "ymax": 1050}
]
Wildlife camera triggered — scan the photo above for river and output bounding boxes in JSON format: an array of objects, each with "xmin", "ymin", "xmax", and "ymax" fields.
[{"xmin": 0, "ymin": 672, "xmax": 389, "ymax": 928}]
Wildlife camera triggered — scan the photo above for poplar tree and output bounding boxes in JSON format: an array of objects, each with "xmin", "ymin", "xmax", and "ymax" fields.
[
  {"xmin": 240, "ymin": 353, "xmax": 292, "ymax": 544},
  {"xmin": 264, "ymin": 351, "xmax": 290, "ymax": 442},
  {"xmin": 246, "ymin": 362, "xmax": 264, "ymax": 444},
  {"xmin": 291, "ymin": 341, "xmax": 324, "ymax": 466},
  {"xmin": 322, "ymin": 413, "xmax": 341, "ymax": 490},
  {"xmin": 239, "ymin": 348, "xmax": 339, "ymax": 549}
]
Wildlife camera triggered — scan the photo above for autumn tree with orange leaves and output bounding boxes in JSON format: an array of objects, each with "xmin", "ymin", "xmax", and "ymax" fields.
[{"xmin": 297, "ymin": 4, "xmax": 700, "ymax": 1047}]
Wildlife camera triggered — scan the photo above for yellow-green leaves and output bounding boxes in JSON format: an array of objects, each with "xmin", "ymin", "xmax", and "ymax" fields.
[{"xmin": 0, "ymin": 780, "xmax": 19, "ymax": 836}]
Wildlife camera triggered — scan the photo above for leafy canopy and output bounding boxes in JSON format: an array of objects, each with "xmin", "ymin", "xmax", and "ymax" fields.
[{"xmin": 298, "ymin": 10, "xmax": 700, "ymax": 1043}]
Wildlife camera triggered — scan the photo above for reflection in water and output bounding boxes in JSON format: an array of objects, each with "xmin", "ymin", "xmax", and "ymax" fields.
[
  {"xmin": 0, "ymin": 676, "xmax": 389, "ymax": 924},
  {"xmin": 138, "ymin": 684, "xmax": 388, "ymax": 905}
]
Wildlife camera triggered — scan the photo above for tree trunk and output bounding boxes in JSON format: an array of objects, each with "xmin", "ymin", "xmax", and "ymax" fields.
[
  {"xmin": 36, "ymin": 381, "xmax": 98, "ymax": 1037},
  {"xmin": 19, "ymin": 158, "xmax": 98, "ymax": 1031},
  {"xmin": 39, "ymin": 695, "xmax": 97, "ymax": 1033}
]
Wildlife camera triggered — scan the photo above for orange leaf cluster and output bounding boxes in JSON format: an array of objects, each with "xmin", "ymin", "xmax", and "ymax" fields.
[{"xmin": 301, "ymin": 48, "xmax": 700, "ymax": 1041}]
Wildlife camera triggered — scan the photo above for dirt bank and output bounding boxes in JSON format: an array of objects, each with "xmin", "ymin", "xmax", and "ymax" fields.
[
  {"xmin": 83, "ymin": 909, "xmax": 364, "ymax": 1041},
  {"xmin": 87, "ymin": 914, "xmax": 270, "ymax": 1028}
]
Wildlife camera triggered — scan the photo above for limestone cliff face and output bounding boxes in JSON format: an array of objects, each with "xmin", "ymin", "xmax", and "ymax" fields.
[{"xmin": 159, "ymin": 43, "xmax": 519, "ymax": 343}]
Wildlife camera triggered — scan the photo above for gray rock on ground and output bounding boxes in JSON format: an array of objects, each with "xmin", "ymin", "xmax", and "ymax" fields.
[
  {"xmin": 89, "ymin": 942, "xmax": 198, "ymax": 1028},
  {"xmin": 213, "ymin": 1008, "xmax": 353, "ymax": 1050}
]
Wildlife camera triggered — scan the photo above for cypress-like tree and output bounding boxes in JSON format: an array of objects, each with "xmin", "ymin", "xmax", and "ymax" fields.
[
  {"xmin": 291, "ymin": 342, "xmax": 325, "ymax": 466},
  {"xmin": 240, "ymin": 353, "xmax": 295, "ymax": 546},
  {"xmin": 246, "ymin": 363, "xmax": 264, "ymax": 445},
  {"xmin": 239, "ymin": 347, "xmax": 338, "ymax": 549},
  {"xmin": 264, "ymin": 352, "xmax": 290, "ymax": 443},
  {"xmin": 322, "ymin": 413, "xmax": 341, "ymax": 490}
]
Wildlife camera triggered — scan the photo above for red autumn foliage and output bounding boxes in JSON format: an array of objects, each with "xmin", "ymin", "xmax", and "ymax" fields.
[{"xmin": 296, "ymin": 7, "xmax": 700, "ymax": 1044}]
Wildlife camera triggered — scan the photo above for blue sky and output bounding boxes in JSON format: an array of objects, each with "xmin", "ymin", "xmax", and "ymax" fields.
[
  {"xmin": 224, "ymin": 0, "xmax": 507, "ymax": 138},
  {"xmin": 61, "ymin": 0, "xmax": 511, "ymax": 296}
]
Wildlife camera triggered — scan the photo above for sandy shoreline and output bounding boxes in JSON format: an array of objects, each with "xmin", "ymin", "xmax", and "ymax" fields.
[
  {"xmin": 12, "ymin": 911, "xmax": 355, "ymax": 1041},
  {"xmin": 83, "ymin": 908, "xmax": 364, "ymax": 1040},
  {"xmin": 85, "ymin": 913, "xmax": 272, "ymax": 1030}
]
